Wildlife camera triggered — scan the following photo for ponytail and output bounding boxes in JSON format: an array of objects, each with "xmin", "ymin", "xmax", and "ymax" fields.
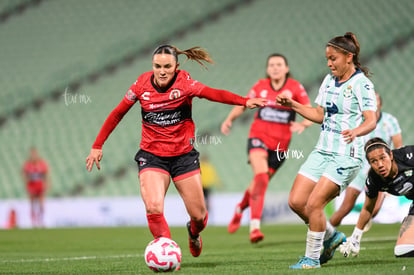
[{"xmin": 153, "ymin": 45, "xmax": 214, "ymax": 69}]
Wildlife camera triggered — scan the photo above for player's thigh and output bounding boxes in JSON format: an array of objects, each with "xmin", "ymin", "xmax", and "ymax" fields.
[
  {"xmin": 307, "ymin": 176, "xmax": 340, "ymax": 211},
  {"xmin": 174, "ymin": 173, "xmax": 206, "ymax": 220},
  {"xmin": 289, "ymin": 173, "xmax": 316, "ymax": 209},
  {"xmin": 139, "ymin": 170, "xmax": 171, "ymax": 213},
  {"xmin": 248, "ymin": 149, "xmax": 269, "ymax": 174}
]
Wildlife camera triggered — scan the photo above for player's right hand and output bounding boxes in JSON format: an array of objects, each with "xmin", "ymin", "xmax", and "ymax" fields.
[
  {"xmin": 86, "ymin": 148, "xmax": 103, "ymax": 172},
  {"xmin": 339, "ymin": 238, "xmax": 360, "ymax": 257},
  {"xmin": 246, "ymin": 98, "xmax": 267, "ymax": 109},
  {"xmin": 221, "ymin": 120, "xmax": 232, "ymax": 135}
]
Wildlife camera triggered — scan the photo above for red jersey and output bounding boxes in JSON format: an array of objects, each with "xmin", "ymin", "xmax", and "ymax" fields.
[
  {"xmin": 247, "ymin": 78, "xmax": 310, "ymax": 151},
  {"xmin": 23, "ymin": 159, "xmax": 48, "ymax": 195},
  {"xmin": 92, "ymin": 70, "xmax": 247, "ymax": 156},
  {"xmin": 23, "ymin": 160, "xmax": 48, "ymax": 184}
]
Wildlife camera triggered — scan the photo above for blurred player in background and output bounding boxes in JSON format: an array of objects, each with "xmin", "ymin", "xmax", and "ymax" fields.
[
  {"xmin": 277, "ymin": 32, "xmax": 377, "ymax": 269},
  {"xmin": 221, "ymin": 53, "xmax": 312, "ymax": 243},
  {"xmin": 200, "ymin": 154, "xmax": 220, "ymax": 212},
  {"xmin": 329, "ymin": 92, "xmax": 402, "ymax": 231},
  {"xmin": 86, "ymin": 44, "xmax": 265, "ymax": 257},
  {"xmin": 22, "ymin": 147, "xmax": 50, "ymax": 228},
  {"xmin": 339, "ymin": 138, "xmax": 414, "ymax": 258}
]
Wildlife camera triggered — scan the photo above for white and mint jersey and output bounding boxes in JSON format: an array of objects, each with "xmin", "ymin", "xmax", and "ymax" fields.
[{"xmin": 314, "ymin": 70, "xmax": 376, "ymax": 160}]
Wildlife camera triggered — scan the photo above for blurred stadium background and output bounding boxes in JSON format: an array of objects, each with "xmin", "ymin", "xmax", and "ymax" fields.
[{"xmin": 1, "ymin": 0, "xmax": 414, "ymax": 227}]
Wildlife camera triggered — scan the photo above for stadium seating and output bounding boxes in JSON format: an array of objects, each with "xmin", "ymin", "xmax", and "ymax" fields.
[{"xmin": 1, "ymin": 0, "xmax": 414, "ymax": 198}]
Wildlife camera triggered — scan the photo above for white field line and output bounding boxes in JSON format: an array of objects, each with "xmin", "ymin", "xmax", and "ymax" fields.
[
  {"xmin": 0, "ymin": 253, "xmax": 142, "ymax": 264},
  {"xmin": 0, "ymin": 236, "xmax": 397, "ymax": 264}
]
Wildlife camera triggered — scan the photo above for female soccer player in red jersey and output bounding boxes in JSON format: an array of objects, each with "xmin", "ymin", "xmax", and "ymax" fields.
[
  {"xmin": 86, "ymin": 45, "xmax": 265, "ymax": 257},
  {"xmin": 221, "ymin": 53, "xmax": 312, "ymax": 243},
  {"xmin": 22, "ymin": 147, "xmax": 50, "ymax": 228}
]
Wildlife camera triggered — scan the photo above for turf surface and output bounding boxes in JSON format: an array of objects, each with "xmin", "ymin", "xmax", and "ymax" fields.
[{"xmin": 0, "ymin": 224, "xmax": 412, "ymax": 274}]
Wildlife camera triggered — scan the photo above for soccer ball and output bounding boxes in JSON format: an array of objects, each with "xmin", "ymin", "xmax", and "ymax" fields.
[{"xmin": 144, "ymin": 237, "xmax": 182, "ymax": 272}]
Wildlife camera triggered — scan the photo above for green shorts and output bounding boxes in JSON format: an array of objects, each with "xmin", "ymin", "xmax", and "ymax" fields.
[
  {"xmin": 298, "ymin": 150, "xmax": 362, "ymax": 192},
  {"xmin": 348, "ymin": 161, "xmax": 370, "ymax": 192}
]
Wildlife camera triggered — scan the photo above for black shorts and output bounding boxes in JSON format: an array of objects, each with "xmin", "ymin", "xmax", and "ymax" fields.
[
  {"xmin": 247, "ymin": 138, "xmax": 286, "ymax": 172},
  {"xmin": 135, "ymin": 148, "xmax": 200, "ymax": 181}
]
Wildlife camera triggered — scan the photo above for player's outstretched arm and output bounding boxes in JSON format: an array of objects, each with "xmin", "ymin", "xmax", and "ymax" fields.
[
  {"xmin": 221, "ymin": 106, "xmax": 246, "ymax": 135},
  {"xmin": 340, "ymin": 195, "xmax": 377, "ymax": 257}
]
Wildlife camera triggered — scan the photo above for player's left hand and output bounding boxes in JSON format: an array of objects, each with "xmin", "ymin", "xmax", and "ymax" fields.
[
  {"xmin": 339, "ymin": 238, "xmax": 360, "ymax": 257},
  {"xmin": 341, "ymin": 129, "xmax": 357, "ymax": 144},
  {"xmin": 246, "ymin": 98, "xmax": 267, "ymax": 109},
  {"xmin": 290, "ymin": 121, "xmax": 306, "ymax": 134}
]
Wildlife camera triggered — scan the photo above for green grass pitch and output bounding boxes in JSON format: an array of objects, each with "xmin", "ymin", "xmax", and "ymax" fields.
[{"xmin": 0, "ymin": 224, "xmax": 412, "ymax": 274}]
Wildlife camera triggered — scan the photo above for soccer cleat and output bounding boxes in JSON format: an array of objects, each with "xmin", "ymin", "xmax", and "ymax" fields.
[
  {"xmin": 187, "ymin": 221, "xmax": 202, "ymax": 257},
  {"xmin": 228, "ymin": 204, "xmax": 243, "ymax": 233},
  {"xmin": 249, "ymin": 229, "xmax": 264, "ymax": 243},
  {"xmin": 320, "ymin": 231, "xmax": 346, "ymax": 264},
  {"xmin": 289, "ymin": 256, "xmax": 321, "ymax": 269}
]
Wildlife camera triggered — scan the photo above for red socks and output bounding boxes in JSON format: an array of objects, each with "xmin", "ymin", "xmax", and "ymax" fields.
[
  {"xmin": 249, "ymin": 173, "xmax": 270, "ymax": 220},
  {"xmin": 147, "ymin": 213, "xmax": 171, "ymax": 239},
  {"xmin": 190, "ymin": 212, "xmax": 209, "ymax": 237},
  {"xmin": 239, "ymin": 189, "xmax": 251, "ymax": 210}
]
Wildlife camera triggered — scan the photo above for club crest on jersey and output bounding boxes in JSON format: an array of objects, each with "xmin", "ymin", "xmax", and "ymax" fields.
[
  {"xmin": 169, "ymin": 89, "xmax": 181, "ymax": 100},
  {"xmin": 405, "ymin": 170, "xmax": 413, "ymax": 177},
  {"xmin": 343, "ymin": 85, "xmax": 352, "ymax": 98}
]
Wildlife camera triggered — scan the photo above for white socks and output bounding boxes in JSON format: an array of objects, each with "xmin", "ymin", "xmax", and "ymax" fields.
[
  {"xmin": 305, "ymin": 230, "xmax": 325, "ymax": 260},
  {"xmin": 324, "ymin": 221, "xmax": 336, "ymax": 240},
  {"xmin": 250, "ymin": 219, "xmax": 260, "ymax": 233}
]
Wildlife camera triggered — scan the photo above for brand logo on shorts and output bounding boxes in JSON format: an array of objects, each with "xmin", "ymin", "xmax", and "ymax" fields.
[
  {"xmin": 169, "ymin": 89, "xmax": 181, "ymax": 100},
  {"xmin": 138, "ymin": 157, "xmax": 147, "ymax": 167},
  {"xmin": 405, "ymin": 170, "xmax": 413, "ymax": 177}
]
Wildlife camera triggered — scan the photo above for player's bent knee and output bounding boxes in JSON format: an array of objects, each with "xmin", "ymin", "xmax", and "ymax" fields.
[{"xmin": 395, "ymin": 244, "xmax": 414, "ymax": 257}]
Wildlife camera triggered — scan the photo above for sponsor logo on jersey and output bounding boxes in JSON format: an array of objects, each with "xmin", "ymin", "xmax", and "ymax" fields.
[
  {"xmin": 398, "ymin": 182, "xmax": 413, "ymax": 195},
  {"xmin": 141, "ymin": 91, "xmax": 150, "ymax": 101},
  {"xmin": 169, "ymin": 89, "xmax": 181, "ymax": 100},
  {"xmin": 405, "ymin": 170, "xmax": 413, "ymax": 177},
  {"xmin": 343, "ymin": 85, "xmax": 352, "ymax": 98},
  {"xmin": 407, "ymin": 153, "xmax": 413, "ymax": 160},
  {"xmin": 326, "ymin": 102, "xmax": 338, "ymax": 117}
]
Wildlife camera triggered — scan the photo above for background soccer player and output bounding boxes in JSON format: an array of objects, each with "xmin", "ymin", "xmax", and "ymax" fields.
[
  {"xmin": 329, "ymin": 92, "xmax": 403, "ymax": 232},
  {"xmin": 340, "ymin": 138, "xmax": 414, "ymax": 258},
  {"xmin": 221, "ymin": 53, "xmax": 312, "ymax": 243},
  {"xmin": 22, "ymin": 147, "xmax": 50, "ymax": 228},
  {"xmin": 277, "ymin": 32, "xmax": 377, "ymax": 269},
  {"xmin": 86, "ymin": 44, "xmax": 265, "ymax": 258}
]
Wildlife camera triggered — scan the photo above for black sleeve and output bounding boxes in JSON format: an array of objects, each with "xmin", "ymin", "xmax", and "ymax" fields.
[
  {"xmin": 365, "ymin": 171, "xmax": 380, "ymax": 199},
  {"xmin": 399, "ymin": 146, "xmax": 414, "ymax": 167}
]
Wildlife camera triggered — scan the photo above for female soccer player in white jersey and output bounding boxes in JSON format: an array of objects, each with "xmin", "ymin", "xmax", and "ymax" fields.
[{"xmin": 276, "ymin": 32, "xmax": 377, "ymax": 269}]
